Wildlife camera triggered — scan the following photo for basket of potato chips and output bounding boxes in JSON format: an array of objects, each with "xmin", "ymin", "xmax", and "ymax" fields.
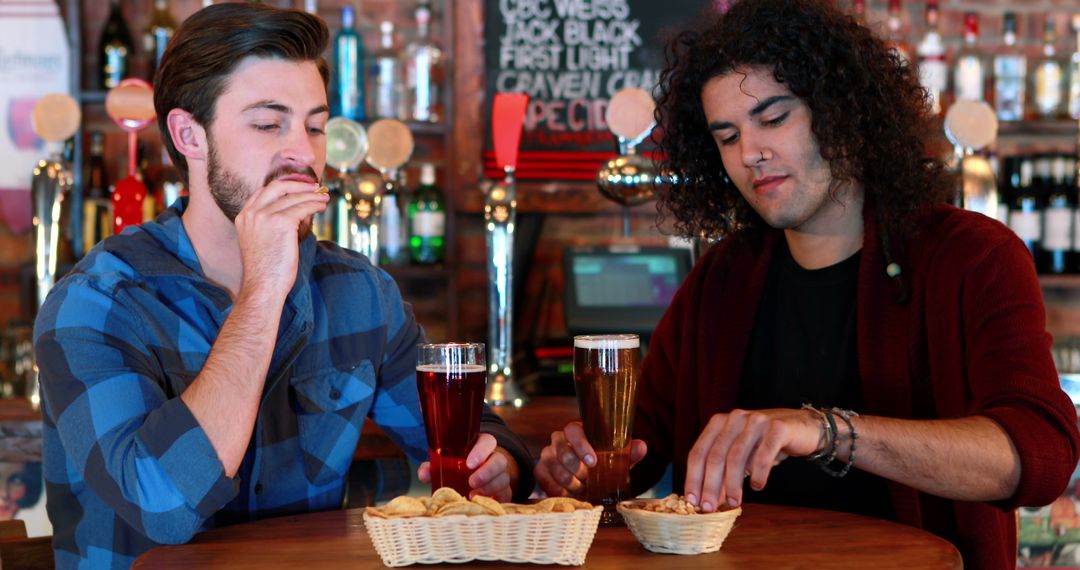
[
  {"xmin": 617, "ymin": 494, "xmax": 741, "ymax": 555},
  {"xmin": 362, "ymin": 488, "xmax": 602, "ymax": 567}
]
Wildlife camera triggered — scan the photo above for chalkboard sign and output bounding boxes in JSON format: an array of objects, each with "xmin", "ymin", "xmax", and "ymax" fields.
[{"xmin": 483, "ymin": 0, "xmax": 709, "ymax": 181}]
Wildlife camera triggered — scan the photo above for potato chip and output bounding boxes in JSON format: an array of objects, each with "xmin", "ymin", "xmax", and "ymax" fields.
[
  {"xmin": 471, "ymin": 495, "xmax": 506, "ymax": 516},
  {"xmin": 380, "ymin": 495, "xmax": 429, "ymax": 517},
  {"xmin": 435, "ymin": 501, "xmax": 490, "ymax": 516},
  {"xmin": 499, "ymin": 504, "xmax": 535, "ymax": 515},
  {"xmin": 431, "ymin": 487, "xmax": 464, "ymax": 507},
  {"xmin": 536, "ymin": 497, "xmax": 594, "ymax": 513}
]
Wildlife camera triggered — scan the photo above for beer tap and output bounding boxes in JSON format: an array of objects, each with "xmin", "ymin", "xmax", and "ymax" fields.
[
  {"xmin": 30, "ymin": 94, "xmax": 80, "ymax": 309},
  {"xmin": 596, "ymin": 88, "xmax": 673, "ymax": 237},
  {"xmin": 363, "ymin": 119, "xmax": 414, "ymax": 267},
  {"xmin": 943, "ymin": 100, "xmax": 1000, "ymax": 220},
  {"xmin": 322, "ymin": 117, "xmax": 369, "ymax": 251},
  {"xmin": 484, "ymin": 93, "xmax": 528, "ymax": 407},
  {"xmin": 29, "ymin": 93, "xmax": 81, "ymax": 409},
  {"xmin": 105, "ymin": 78, "xmax": 156, "ymax": 235}
]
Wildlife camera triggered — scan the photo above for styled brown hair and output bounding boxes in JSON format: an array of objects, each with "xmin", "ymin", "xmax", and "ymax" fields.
[
  {"xmin": 655, "ymin": 0, "xmax": 953, "ymax": 243},
  {"xmin": 153, "ymin": 3, "xmax": 329, "ymax": 185}
]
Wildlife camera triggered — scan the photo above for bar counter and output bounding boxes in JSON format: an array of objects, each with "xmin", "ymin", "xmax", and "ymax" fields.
[{"xmin": 132, "ymin": 502, "xmax": 962, "ymax": 569}]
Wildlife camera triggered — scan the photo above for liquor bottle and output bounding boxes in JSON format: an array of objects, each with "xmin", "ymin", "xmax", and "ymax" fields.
[
  {"xmin": 1009, "ymin": 156, "xmax": 1040, "ymax": 263},
  {"xmin": 953, "ymin": 12, "xmax": 985, "ymax": 102},
  {"xmin": 371, "ymin": 21, "xmax": 404, "ymax": 119},
  {"xmin": 83, "ymin": 132, "xmax": 114, "ymax": 255},
  {"xmin": 916, "ymin": 0, "xmax": 947, "ymax": 115},
  {"xmin": 144, "ymin": 0, "xmax": 177, "ymax": 83},
  {"xmin": 1043, "ymin": 154, "xmax": 1074, "ymax": 274},
  {"xmin": 1034, "ymin": 18, "xmax": 1064, "ymax": 120},
  {"xmin": 405, "ymin": 0, "xmax": 445, "ymax": 122},
  {"xmin": 994, "ymin": 13, "xmax": 1027, "ymax": 122},
  {"xmin": 1069, "ymin": 15, "xmax": 1080, "ymax": 120},
  {"xmin": 379, "ymin": 175, "xmax": 409, "ymax": 266},
  {"xmin": 409, "ymin": 163, "xmax": 446, "ymax": 264},
  {"xmin": 885, "ymin": 0, "xmax": 911, "ymax": 64},
  {"xmin": 99, "ymin": 0, "xmax": 134, "ymax": 90},
  {"xmin": 332, "ymin": 5, "xmax": 366, "ymax": 122}
]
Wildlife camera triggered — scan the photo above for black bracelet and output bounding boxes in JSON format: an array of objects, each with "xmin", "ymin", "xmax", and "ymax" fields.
[{"xmin": 816, "ymin": 408, "xmax": 859, "ymax": 478}]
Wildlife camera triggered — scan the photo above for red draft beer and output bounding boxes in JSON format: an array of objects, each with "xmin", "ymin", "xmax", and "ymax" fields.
[
  {"xmin": 574, "ymin": 334, "xmax": 640, "ymax": 524},
  {"xmin": 416, "ymin": 343, "xmax": 487, "ymax": 496}
]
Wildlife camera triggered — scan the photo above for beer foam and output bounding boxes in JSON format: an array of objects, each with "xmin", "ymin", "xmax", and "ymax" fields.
[
  {"xmin": 416, "ymin": 364, "xmax": 487, "ymax": 373},
  {"xmin": 573, "ymin": 335, "xmax": 640, "ymax": 350}
]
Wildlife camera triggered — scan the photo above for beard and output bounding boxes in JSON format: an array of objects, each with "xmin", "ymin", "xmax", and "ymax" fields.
[{"xmin": 206, "ymin": 137, "xmax": 317, "ymax": 242}]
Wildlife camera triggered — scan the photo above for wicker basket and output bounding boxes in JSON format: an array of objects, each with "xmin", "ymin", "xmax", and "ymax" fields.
[
  {"xmin": 617, "ymin": 499, "xmax": 741, "ymax": 555},
  {"xmin": 362, "ymin": 506, "xmax": 603, "ymax": 567}
]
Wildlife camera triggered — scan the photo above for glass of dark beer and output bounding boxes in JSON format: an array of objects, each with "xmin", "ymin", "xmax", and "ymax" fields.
[
  {"xmin": 573, "ymin": 334, "xmax": 640, "ymax": 525},
  {"xmin": 417, "ymin": 342, "xmax": 487, "ymax": 496}
]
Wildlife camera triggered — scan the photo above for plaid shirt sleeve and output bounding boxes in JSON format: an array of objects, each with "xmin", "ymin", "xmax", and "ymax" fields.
[
  {"xmin": 35, "ymin": 274, "xmax": 239, "ymax": 545},
  {"xmin": 365, "ymin": 270, "xmax": 429, "ymax": 463}
]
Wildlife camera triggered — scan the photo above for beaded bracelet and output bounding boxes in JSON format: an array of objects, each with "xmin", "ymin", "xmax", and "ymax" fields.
[
  {"xmin": 817, "ymin": 407, "xmax": 859, "ymax": 478},
  {"xmin": 800, "ymin": 403, "xmax": 836, "ymax": 463}
]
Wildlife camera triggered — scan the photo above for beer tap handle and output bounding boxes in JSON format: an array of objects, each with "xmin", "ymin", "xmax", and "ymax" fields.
[{"xmin": 492, "ymin": 93, "xmax": 529, "ymax": 174}]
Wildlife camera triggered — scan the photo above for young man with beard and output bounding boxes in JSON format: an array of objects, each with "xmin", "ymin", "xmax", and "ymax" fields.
[
  {"xmin": 534, "ymin": 0, "xmax": 1080, "ymax": 566},
  {"xmin": 33, "ymin": 4, "xmax": 533, "ymax": 568}
]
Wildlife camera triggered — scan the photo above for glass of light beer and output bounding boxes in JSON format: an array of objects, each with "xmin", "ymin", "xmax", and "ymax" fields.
[
  {"xmin": 573, "ymin": 333, "xmax": 640, "ymax": 525},
  {"xmin": 417, "ymin": 343, "xmax": 487, "ymax": 496}
]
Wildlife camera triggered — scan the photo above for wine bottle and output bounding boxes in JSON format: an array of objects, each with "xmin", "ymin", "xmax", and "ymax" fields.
[
  {"xmin": 83, "ymin": 131, "xmax": 114, "ymax": 255},
  {"xmin": 1042, "ymin": 154, "xmax": 1073, "ymax": 274},
  {"xmin": 1009, "ymin": 156, "xmax": 1040, "ymax": 264},
  {"xmin": 144, "ymin": 0, "xmax": 178, "ymax": 83},
  {"xmin": 409, "ymin": 163, "xmax": 446, "ymax": 264},
  {"xmin": 99, "ymin": 0, "xmax": 134, "ymax": 90}
]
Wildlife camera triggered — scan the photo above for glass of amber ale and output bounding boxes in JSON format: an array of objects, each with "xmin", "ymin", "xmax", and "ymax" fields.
[
  {"xmin": 574, "ymin": 334, "xmax": 640, "ymax": 524},
  {"xmin": 417, "ymin": 342, "xmax": 487, "ymax": 496}
]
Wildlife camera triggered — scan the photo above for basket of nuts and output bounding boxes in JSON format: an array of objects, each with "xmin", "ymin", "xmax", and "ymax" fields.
[
  {"xmin": 363, "ymin": 487, "xmax": 602, "ymax": 567},
  {"xmin": 617, "ymin": 494, "xmax": 741, "ymax": 555}
]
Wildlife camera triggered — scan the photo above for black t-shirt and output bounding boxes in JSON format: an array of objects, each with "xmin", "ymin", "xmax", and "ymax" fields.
[{"xmin": 736, "ymin": 240, "xmax": 894, "ymax": 520}]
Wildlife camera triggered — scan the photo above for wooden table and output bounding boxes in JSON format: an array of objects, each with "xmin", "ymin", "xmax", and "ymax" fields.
[{"xmin": 133, "ymin": 503, "xmax": 962, "ymax": 569}]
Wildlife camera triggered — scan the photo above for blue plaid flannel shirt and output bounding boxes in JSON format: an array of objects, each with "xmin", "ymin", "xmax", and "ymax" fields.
[{"xmin": 34, "ymin": 200, "xmax": 534, "ymax": 569}]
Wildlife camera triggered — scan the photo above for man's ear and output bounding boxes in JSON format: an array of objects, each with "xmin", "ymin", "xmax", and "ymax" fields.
[{"xmin": 166, "ymin": 109, "xmax": 207, "ymax": 161}]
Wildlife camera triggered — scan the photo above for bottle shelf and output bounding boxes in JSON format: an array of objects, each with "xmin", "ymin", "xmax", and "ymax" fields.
[
  {"xmin": 1039, "ymin": 274, "xmax": 1080, "ymax": 288},
  {"xmin": 79, "ymin": 90, "xmax": 108, "ymax": 105},
  {"xmin": 997, "ymin": 119, "xmax": 1078, "ymax": 139},
  {"xmin": 383, "ymin": 264, "xmax": 450, "ymax": 280}
]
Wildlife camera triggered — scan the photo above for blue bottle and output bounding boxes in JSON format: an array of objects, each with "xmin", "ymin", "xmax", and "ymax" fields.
[{"xmin": 332, "ymin": 6, "xmax": 366, "ymax": 121}]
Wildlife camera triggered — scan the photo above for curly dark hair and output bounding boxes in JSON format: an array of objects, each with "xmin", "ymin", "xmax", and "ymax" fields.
[{"xmin": 655, "ymin": 0, "xmax": 953, "ymax": 242}]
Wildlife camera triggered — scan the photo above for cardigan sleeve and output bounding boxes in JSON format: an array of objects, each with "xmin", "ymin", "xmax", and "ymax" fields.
[
  {"xmin": 630, "ymin": 249, "xmax": 713, "ymax": 496},
  {"xmin": 960, "ymin": 234, "xmax": 1080, "ymax": 509}
]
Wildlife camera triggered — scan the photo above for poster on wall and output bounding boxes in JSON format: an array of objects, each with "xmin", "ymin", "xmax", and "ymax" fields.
[
  {"xmin": 483, "ymin": 0, "xmax": 708, "ymax": 181},
  {"xmin": 0, "ymin": 0, "xmax": 72, "ymax": 234}
]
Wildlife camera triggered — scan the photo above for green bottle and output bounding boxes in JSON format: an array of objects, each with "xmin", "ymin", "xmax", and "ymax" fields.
[{"xmin": 408, "ymin": 163, "xmax": 445, "ymax": 264}]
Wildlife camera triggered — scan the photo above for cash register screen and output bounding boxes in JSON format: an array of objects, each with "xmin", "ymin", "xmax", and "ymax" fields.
[{"xmin": 563, "ymin": 246, "xmax": 692, "ymax": 337}]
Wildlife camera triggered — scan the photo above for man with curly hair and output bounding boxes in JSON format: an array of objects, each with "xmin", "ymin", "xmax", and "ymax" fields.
[{"xmin": 535, "ymin": 0, "xmax": 1079, "ymax": 565}]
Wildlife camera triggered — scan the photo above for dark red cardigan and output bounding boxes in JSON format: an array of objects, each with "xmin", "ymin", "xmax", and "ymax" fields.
[{"xmin": 632, "ymin": 204, "xmax": 1080, "ymax": 568}]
